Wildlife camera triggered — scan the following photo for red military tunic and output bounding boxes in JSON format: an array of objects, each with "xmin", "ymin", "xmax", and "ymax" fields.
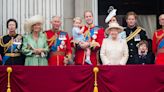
[
  {"xmin": 45, "ymin": 29, "xmax": 72, "ymax": 66},
  {"xmin": 73, "ymin": 25, "xmax": 105, "ymax": 66},
  {"xmin": 152, "ymin": 29, "xmax": 164, "ymax": 64}
]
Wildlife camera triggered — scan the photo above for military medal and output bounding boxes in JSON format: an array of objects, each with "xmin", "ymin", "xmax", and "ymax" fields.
[
  {"xmin": 94, "ymin": 30, "xmax": 98, "ymax": 34},
  {"xmin": 59, "ymin": 35, "xmax": 67, "ymax": 40},
  {"xmin": 63, "ymin": 35, "xmax": 67, "ymax": 40},
  {"xmin": 13, "ymin": 35, "xmax": 22, "ymax": 45},
  {"xmin": 92, "ymin": 34, "xmax": 97, "ymax": 40},
  {"xmin": 60, "ymin": 45, "xmax": 64, "ymax": 49},
  {"xmin": 134, "ymin": 34, "xmax": 141, "ymax": 41},
  {"xmin": 61, "ymin": 40, "xmax": 65, "ymax": 45},
  {"xmin": 59, "ymin": 35, "xmax": 62, "ymax": 40}
]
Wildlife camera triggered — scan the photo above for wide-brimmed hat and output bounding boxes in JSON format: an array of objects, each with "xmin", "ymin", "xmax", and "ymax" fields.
[
  {"xmin": 24, "ymin": 15, "xmax": 44, "ymax": 32},
  {"xmin": 105, "ymin": 22, "xmax": 123, "ymax": 34}
]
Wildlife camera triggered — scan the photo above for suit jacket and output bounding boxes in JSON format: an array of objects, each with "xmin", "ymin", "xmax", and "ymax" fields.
[
  {"xmin": 125, "ymin": 26, "xmax": 148, "ymax": 64},
  {"xmin": 133, "ymin": 52, "xmax": 155, "ymax": 64}
]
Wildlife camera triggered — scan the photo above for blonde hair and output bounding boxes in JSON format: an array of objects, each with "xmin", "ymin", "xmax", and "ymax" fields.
[
  {"xmin": 84, "ymin": 10, "xmax": 93, "ymax": 17},
  {"xmin": 73, "ymin": 17, "xmax": 82, "ymax": 23}
]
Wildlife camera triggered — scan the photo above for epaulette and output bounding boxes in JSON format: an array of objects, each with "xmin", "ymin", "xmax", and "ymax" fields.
[
  {"xmin": 0, "ymin": 35, "xmax": 12, "ymax": 47},
  {"xmin": 138, "ymin": 26, "xmax": 145, "ymax": 31},
  {"xmin": 141, "ymin": 27, "xmax": 145, "ymax": 31}
]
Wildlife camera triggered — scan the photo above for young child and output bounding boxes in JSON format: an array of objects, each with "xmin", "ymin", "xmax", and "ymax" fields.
[
  {"xmin": 134, "ymin": 40, "xmax": 155, "ymax": 64},
  {"xmin": 72, "ymin": 17, "xmax": 92, "ymax": 65}
]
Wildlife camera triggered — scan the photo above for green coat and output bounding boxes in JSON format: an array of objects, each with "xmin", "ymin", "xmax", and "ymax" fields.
[{"xmin": 22, "ymin": 32, "xmax": 49, "ymax": 66}]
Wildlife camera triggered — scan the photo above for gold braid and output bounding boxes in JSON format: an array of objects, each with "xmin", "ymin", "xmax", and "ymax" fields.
[
  {"xmin": 126, "ymin": 27, "xmax": 142, "ymax": 42},
  {"xmin": 84, "ymin": 25, "xmax": 93, "ymax": 42},
  {"xmin": 84, "ymin": 30, "xmax": 90, "ymax": 40},
  {"xmin": 46, "ymin": 34, "xmax": 57, "ymax": 48},
  {"xmin": 0, "ymin": 36, "xmax": 13, "ymax": 53},
  {"xmin": 155, "ymin": 30, "xmax": 164, "ymax": 44},
  {"xmin": 45, "ymin": 32, "xmax": 55, "ymax": 47},
  {"xmin": 47, "ymin": 36, "xmax": 55, "ymax": 47}
]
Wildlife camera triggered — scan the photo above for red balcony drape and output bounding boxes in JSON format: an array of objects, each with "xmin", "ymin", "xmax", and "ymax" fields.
[{"xmin": 0, "ymin": 65, "xmax": 164, "ymax": 92}]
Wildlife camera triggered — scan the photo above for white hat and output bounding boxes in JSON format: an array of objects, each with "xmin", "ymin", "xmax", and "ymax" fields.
[
  {"xmin": 105, "ymin": 22, "xmax": 123, "ymax": 33},
  {"xmin": 105, "ymin": 6, "xmax": 117, "ymax": 23},
  {"xmin": 24, "ymin": 15, "xmax": 44, "ymax": 32}
]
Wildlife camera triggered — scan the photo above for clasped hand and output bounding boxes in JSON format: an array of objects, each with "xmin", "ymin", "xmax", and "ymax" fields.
[
  {"xmin": 33, "ymin": 48, "xmax": 44, "ymax": 55},
  {"xmin": 79, "ymin": 42, "xmax": 90, "ymax": 49}
]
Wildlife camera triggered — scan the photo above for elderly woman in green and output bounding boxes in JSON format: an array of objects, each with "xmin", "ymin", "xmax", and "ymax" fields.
[{"xmin": 22, "ymin": 15, "xmax": 49, "ymax": 66}]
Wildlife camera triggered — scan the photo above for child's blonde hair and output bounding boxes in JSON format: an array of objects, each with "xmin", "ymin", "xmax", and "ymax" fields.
[{"xmin": 73, "ymin": 17, "xmax": 82, "ymax": 23}]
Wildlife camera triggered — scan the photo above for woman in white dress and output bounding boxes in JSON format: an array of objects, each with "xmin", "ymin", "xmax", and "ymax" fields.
[{"xmin": 100, "ymin": 22, "xmax": 129, "ymax": 65}]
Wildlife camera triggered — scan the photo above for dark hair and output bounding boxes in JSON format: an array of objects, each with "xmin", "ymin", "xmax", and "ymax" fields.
[
  {"xmin": 137, "ymin": 40, "xmax": 148, "ymax": 48},
  {"xmin": 6, "ymin": 19, "xmax": 18, "ymax": 29}
]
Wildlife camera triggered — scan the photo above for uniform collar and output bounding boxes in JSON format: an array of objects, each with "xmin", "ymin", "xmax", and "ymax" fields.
[
  {"xmin": 52, "ymin": 29, "xmax": 60, "ymax": 33},
  {"xmin": 9, "ymin": 33, "xmax": 17, "ymax": 37},
  {"xmin": 127, "ymin": 26, "xmax": 137, "ymax": 31},
  {"xmin": 86, "ymin": 24, "xmax": 94, "ymax": 28}
]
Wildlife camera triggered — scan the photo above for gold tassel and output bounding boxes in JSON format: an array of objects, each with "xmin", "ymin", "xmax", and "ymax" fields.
[
  {"xmin": 93, "ymin": 67, "xmax": 99, "ymax": 92},
  {"xmin": 7, "ymin": 88, "xmax": 11, "ymax": 92},
  {"xmin": 7, "ymin": 67, "xmax": 12, "ymax": 92},
  {"xmin": 94, "ymin": 86, "xmax": 98, "ymax": 92}
]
